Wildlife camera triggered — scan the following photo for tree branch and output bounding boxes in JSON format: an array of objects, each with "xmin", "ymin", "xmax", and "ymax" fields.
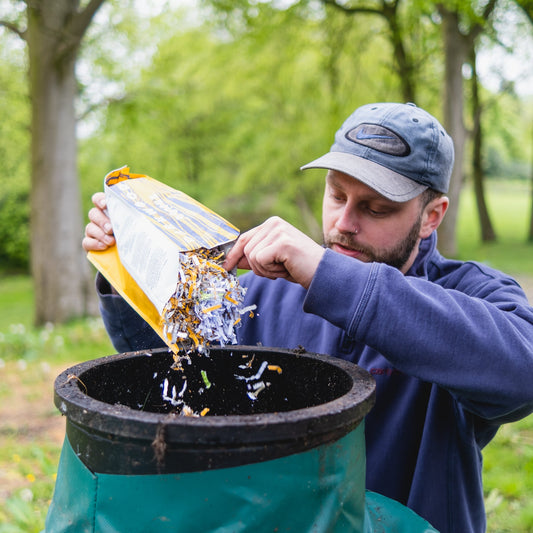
[
  {"xmin": 321, "ymin": 0, "xmax": 384, "ymax": 17},
  {"xmin": 67, "ymin": 0, "xmax": 107, "ymax": 42},
  {"xmin": 515, "ymin": 0, "xmax": 533, "ymax": 25},
  {"xmin": 77, "ymin": 93, "xmax": 128, "ymax": 122},
  {"xmin": 470, "ymin": 0, "xmax": 497, "ymax": 41},
  {"xmin": 55, "ymin": 0, "xmax": 106, "ymax": 63},
  {"xmin": 0, "ymin": 20, "xmax": 27, "ymax": 41}
]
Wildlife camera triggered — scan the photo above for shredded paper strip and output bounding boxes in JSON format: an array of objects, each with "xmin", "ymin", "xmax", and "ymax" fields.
[{"xmin": 162, "ymin": 247, "xmax": 256, "ymax": 361}]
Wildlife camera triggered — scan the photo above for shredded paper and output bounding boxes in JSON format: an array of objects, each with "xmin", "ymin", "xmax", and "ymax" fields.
[
  {"xmin": 87, "ymin": 167, "xmax": 262, "ymax": 417},
  {"xmin": 162, "ymin": 247, "xmax": 256, "ymax": 360}
]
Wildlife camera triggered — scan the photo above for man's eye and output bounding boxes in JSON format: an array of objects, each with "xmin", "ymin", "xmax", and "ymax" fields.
[{"xmin": 367, "ymin": 207, "xmax": 388, "ymax": 217}]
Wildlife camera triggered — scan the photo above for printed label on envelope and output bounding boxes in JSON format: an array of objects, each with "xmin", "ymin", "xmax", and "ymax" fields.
[
  {"xmin": 103, "ymin": 166, "xmax": 239, "ymax": 313},
  {"xmin": 87, "ymin": 166, "xmax": 245, "ymax": 355}
]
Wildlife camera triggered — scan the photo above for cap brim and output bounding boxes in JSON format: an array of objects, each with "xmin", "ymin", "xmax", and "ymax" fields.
[{"xmin": 301, "ymin": 152, "xmax": 427, "ymax": 202}]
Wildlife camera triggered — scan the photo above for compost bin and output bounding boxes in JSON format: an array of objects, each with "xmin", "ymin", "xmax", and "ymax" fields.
[{"xmin": 45, "ymin": 346, "xmax": 438, "ymax": 532}]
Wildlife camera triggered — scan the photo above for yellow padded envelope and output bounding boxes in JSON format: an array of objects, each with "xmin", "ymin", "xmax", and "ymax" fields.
[{"xmin": 87, "ymin": 166, "xmax": 241, "ymax": 354}]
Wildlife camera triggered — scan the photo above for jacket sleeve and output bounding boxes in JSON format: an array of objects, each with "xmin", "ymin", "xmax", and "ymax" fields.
[
  {"xmin": 96, "ymin": 273, "xmax": 165, "ymax": 354},
  {"xmin": 304, "ymin": 249, "xmax": 533, "ymax": 423}
]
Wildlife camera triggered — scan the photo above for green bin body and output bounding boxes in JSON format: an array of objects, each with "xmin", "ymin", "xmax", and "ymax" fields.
[{"xmin": 45, "ymin": 347, "xmax": 438, "ymax": 532}]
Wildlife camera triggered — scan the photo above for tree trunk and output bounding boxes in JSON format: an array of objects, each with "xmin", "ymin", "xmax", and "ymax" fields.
[
  {"xmin": 385, "ymin": 2, "xmax": 416, "ymax": 102},
  {"xmin": 27, "ymin": 2, "xmax": 98, "ymax": 325},
  {"xmin": 510, "ymin": 2, "xmax": 533, "ymax": 242},
  {"xmin": 322, "ymin": 0, "xmax": 416, "ymax": 102},
  {"xmin": 437, "ymin": 8, "xmax": 469, "ymax": 258},
  {"xmin": 471, "ymin": 49, "xmax": 496, "ymax": 242}
]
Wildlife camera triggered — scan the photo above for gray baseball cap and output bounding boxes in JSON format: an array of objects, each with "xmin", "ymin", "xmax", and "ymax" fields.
[{"xmin": 301, "ymin": 102, "xmax": 454, "ymax": 202}]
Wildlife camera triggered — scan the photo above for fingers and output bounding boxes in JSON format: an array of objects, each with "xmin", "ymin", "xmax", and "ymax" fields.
[
  {"xmin": 82, "ymin": 192, "xmax": 115, "ymax": 252},
  {"xmin": 236, "ymin": 222, "xmax": 291, "ymax": 280},
  {"xmin": 223, "ymin": 217, "xmax": 324, "ymax": 288},
  {"xmin": 223, "ymin": 220, "xmax": 290, "ymax": 280},
  {"xmin": 82, "ymin": 221, "xmax": 115, "ymax": 251},
  {"xmin": 92, "ymin": 191, "xmax": 107, "ymax": 210},
  {"xmin": 223, "ymin": 231, "xmax": 255, "ymax": 272}
]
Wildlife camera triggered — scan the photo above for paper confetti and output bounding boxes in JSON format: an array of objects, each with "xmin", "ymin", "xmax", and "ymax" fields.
[{"xmin": 162, "ymin": 247, "xmax": 255, "ymax": 361}]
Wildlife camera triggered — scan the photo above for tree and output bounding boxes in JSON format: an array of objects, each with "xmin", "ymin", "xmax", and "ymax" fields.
[
  {"xmin": 470, "ymin": 47, "xmax": 497, "ymax": 242},
  {"xmin": 436, "ymin": 0, "xmax": 497, "ymax": 257},
  {"xmin": 514, "ymin": 0, "xmax": 533, "ymax": 241},
  {"xmin": 0, "ymin": 37, "xmax": 31, "ymax": 271},
  {"xmin": 1, "ymin": 0, "xmax": 106, "ymax": 324},
  {"xmin": 80, "ymin": 7, "xmax": 335, "ymax": 239},
  {"xmin": 323, "ymin": 0, "xmax": 418, "ymax": 102}
]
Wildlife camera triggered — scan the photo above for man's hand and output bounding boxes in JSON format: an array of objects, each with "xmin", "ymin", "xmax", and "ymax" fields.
[
  {"xmin": 223, "ymin": 216, "xmax": 325, "ymax": 289},
  {"xmin": 82, "ymin": 192, "xmax": 115, "ymax": 252}
]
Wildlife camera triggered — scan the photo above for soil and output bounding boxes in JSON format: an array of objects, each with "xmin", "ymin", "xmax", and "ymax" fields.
[
  {"xmin": 0, "ymin": 361, "xmax": 67, "ymax": 444},
  {"xmin": 0, "ymin": 360, "xmax": 69, "ymax": 501}
]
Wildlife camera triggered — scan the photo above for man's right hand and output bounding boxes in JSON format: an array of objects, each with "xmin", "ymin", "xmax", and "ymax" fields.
[
  {"xmin": 223, "ymin": 216, "xmax": 325, "ymax": 290},
  {"xmin": 82, "ymin": 192, "xmax": 115, "ymax": 252}
]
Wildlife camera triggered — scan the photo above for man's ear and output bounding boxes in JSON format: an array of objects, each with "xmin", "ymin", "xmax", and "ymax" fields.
[{"xmin": 420, "ymin": 196, "xmax": 449, "ymax": 239}]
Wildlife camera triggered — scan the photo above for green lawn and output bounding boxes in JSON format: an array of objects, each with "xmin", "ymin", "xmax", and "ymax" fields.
[
  {"xmin": 0, "ymin": 275, "xmax": 35, "ymax": 329},
  {"xmin": 0, "ymin": 179, "xmax": 532, "ymax": 532},
  {"xmin": 457, "ymin": 180, "xmax": 533, "ymax": 275}
]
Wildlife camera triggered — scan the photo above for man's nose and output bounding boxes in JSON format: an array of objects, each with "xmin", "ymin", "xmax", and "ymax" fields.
[{"xmin": 335, "ymin": 207, "xmax": 359, "ymax": 234}]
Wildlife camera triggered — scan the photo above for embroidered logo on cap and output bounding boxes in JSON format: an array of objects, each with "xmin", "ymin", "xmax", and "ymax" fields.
[{"xmin": 347, "ymin": 124, "xmax": 410, "ymax": 157}]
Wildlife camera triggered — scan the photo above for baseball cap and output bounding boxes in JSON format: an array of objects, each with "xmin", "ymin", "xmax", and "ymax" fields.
[{"xmin": 301, "ymin": 102, "xmax": 454, "ymax": 202}]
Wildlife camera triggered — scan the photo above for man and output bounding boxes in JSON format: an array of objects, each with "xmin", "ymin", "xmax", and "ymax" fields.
[{"xmin": 83, "ymin": 102, "xmax": 533, "ymax": 533}]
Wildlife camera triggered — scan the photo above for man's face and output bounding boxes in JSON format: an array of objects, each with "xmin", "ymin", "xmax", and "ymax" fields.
[{"xmin": 322, "ymin": 170, "xmax": 425, "ymax": 273}]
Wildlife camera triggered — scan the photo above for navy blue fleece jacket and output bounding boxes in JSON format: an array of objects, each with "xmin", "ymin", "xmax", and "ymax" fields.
[{"xmin": 97, "ymin": 232, "xmax": 533, "ymax": 533}]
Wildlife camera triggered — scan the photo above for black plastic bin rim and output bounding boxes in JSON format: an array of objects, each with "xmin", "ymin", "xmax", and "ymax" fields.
[{"xmin": 54, "ymin": 346, "xmax": 376, "ymax": 448}]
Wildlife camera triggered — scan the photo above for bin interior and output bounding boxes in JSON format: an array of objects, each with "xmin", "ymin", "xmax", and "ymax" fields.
[{"xmin": 77, "ymin": 347, "xmax": 354, "ymax": 416}]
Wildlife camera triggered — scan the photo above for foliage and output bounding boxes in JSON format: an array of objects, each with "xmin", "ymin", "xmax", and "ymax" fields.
[
  {"xmin": 1, "ymin": 0, "xmax": 533, "ymax": 274},
  {"xmin": 0, "ymin": 187, "xmax": 30, "ymax": 272},
  {"xmin": 0, "ymin": 37, "xmax": 30, "ymax": 272},
  {"xmin": 77, "ymin": 1, "xmax": 445, "ymax": 241},
  {"xmin": 0, "ymin": 316, "xmax": 113, "ymax": 366},
  {"xmin": 477, "ymin": 89, "xmax": 533, "ymax": 181}
]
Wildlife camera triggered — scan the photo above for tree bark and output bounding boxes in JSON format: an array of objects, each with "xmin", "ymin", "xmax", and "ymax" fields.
[
  {"xmin": 436, "ymin": 1, "xmax": 497, "ymax": 256},
  {"xmin": 26, "ymin": 0, "xmax": 104, "ymax": 325},
  {"xmin": 470, "ymin": 49, "xmax": 496, "ymax": 242},
  {"xmin": 516, "ymin": 0, "xmax": 533, "ymax": 242},
  {"xmin": 437, "ymin": 8, "xmax": 469, "ymax": 257}
]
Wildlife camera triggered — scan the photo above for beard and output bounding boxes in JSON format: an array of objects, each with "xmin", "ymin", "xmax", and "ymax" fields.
[{"xmin": 324, "ymin": 214, "xmax": 423, "ymax": 270}]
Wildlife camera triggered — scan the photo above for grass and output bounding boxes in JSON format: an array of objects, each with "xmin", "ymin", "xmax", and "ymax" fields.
[
  {"xmin": 0, "ymin": 276, "xmax": 35, "ymax": 329},
  {"xmin": 483, "ymin": 419, "xmax": 533, "ymax": 532},
  {"xmin": 456, "ymin": 180, "xmax": 533, "ymax": 275},
  {"xmin": 0, "ymin": 179, "xmax": 532, "ymax": 532},
  {"xmin": 0, "ymin": 312, "xmax": 114, "ymax": 532}
]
